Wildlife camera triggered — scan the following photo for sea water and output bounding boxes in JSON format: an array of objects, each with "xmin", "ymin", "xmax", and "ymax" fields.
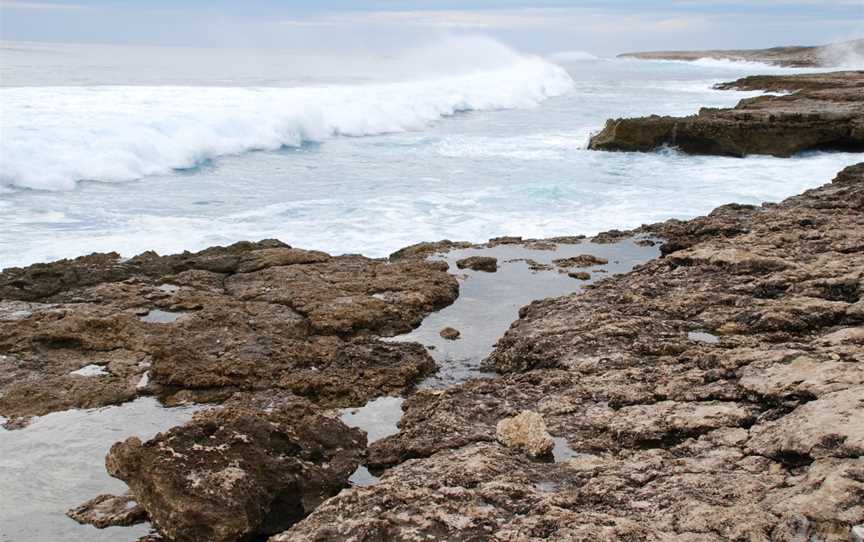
[{"xmin": 1, "ymin": 36, "xmax": 861, "ymax": 268}]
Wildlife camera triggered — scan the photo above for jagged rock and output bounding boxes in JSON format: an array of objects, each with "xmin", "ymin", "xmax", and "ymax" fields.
[
  {"xmin": 496, "ymin": 411, "xmax": 554, "ymax": 458},
  {"xmin": 568, "ymin": 271, "xmax": 591, "ymax": 280},
  {"xmin": 282, "ymin": 163, "xmax": 864, "ymax": 540},
  {"xmin": 589, "ymin": 71, "xmax": 864, "ymax": 157},
  {"xmin": 66, "ymin": 493, "xmax": 148, "ymax": 529},
  {"xmin": 456, "ymin": 256, "xmax": 498, "ymax": 272},
  {"xmin": 105, "ymin": 393, "xmax": 365, "ymax": 542}
]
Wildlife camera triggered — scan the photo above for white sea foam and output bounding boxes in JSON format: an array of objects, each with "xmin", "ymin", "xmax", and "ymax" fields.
[
  {"xmin": 0, "ymin": 46, "xmax": 573, "ymax": 191},
  {"xmin": 548, "ymin": 51, "xmax": 601, "ymax": 62}
]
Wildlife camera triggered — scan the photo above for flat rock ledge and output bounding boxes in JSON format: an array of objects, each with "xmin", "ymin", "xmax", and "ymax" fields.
[
  {"xmin": 277, "ymin": 163, "xmax": 864, "ymax": 541},
  {"xmin": 589, "ymin": 71, "xmax": 864, "ymax": 157},
  {"xmin": 0, "ymin": 240, "xmax": 459, "ymax": 428}
]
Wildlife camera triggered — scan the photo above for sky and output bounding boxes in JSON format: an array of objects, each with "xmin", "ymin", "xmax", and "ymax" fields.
[{"xmin": 1, "ymin": 0, "xmax": 863, "ymax": 55}]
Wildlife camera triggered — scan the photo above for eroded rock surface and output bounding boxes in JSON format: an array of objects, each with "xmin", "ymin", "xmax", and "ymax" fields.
[
  {"xmin": 0, "ymin": 240, "xmax": 458, "ymax": 427},
  {"xmin": 589, "ymin": 71, "xmax": 864, "ymax": 157},
  {"xmin": 456, "ymin": 256, "xmax": 499, "ymax": 273},
  {"xmin": 104, "ymin": 392, "xmax": 365, "ymax": 542},
  {"xmin": 496, "ymin": 411, "xmax": 554, "ymax": 458},
  {"xmin": 280, "ymin": 164, "xmax": 864, "ymax": 540},
  {"xmin": 66, "ymin": 493, "xmax": 148, "ymax": 529}
]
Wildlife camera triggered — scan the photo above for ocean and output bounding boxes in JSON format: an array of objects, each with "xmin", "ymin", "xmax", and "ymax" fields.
[{"xmin": 1, "ymin": 36, "xmax": 861, "ymax": 269}]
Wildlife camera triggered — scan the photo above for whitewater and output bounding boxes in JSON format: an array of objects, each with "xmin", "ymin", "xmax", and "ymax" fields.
[{"xmin": 1, "ymin": 37, "xmax": 861, "ymax": 268}]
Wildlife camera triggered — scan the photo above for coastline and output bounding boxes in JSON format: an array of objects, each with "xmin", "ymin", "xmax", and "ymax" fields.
[{"xmin": 1, "ymin": 68, "xmax": 863, "ymax": 541}]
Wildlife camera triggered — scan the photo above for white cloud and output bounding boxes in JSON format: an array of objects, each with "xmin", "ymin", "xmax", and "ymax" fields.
[{"xmin": 0, "ymin": 0, "xmax": 88, "ymax": 10}]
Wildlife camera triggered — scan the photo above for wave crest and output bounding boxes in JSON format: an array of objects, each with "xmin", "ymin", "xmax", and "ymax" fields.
[{"xmin": 0, "ymin": 39, "xmax": 574, "ymax": 191}]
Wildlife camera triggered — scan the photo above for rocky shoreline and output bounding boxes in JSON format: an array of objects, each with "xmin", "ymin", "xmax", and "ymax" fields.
[
  {"xmin": 1, "ymin": 70, "xmax": 863, "ymax": 541},
  {"xmin": 618, "ymin": 39, "xmax": 864, "ymax": 68},
  {"xmin": 589, "ymin": 70, "xmax": 864, "ymax": 157}
]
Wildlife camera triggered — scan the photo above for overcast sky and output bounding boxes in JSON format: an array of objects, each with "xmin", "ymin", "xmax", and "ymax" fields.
[{"xmin": 1, "ymin": 0, "xmax": 862, "ymax": 55}]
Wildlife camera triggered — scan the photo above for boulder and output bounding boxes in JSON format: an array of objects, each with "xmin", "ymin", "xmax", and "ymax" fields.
[
  {"xmin": 105, "ymin": 393, "xmax": 365, "ymax": 542},
  {"xmin": 495, "ymin": 411, "xmax": 555, "ymax": 458},
  {"xmin": 439, "ymin": 327, "xmax": 461, "ymax": 340}
]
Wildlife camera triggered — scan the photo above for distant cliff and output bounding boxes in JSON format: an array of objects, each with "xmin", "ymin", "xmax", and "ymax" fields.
[{"xmin": 619, "ymin": 39, "xmax": 864, "ymax": 67}]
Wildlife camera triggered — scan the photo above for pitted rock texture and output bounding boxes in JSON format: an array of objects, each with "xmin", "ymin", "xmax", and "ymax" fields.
[
  {"xmin": 66, "ymin": 493, "xmax": 148, "ymax": 529},
  {"xmin": 496, "ymin": 411, "xmax": 555, "ymax": 458},
  {"xmin": 104, "ymin": 392, "xmax": 365, "ymax": 542},
  {"xmin": 456, "ymin": 256, "xmax": 499, "ymax": 273},
  {"xmin": 588, "ymin": 71, "xmax": 864, "ymax": 157},
  {"xmin": 283, "ymin": 164, "xmax": 864, "ymax": 541},
  {"xmin": 0, "ymin": 240, "xmax": 458, "ymax": 428}
]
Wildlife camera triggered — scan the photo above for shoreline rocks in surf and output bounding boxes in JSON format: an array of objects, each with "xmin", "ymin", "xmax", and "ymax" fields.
[
  {"xmin": 588, "ymin": 70, "xmax": 864, "ymax": 157},
  {"xmin": 618, "ymin": 39, "xmax": 864, "ymax": 68}
]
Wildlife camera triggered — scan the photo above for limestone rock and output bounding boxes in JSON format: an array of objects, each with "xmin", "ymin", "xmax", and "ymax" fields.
[
  {"xmin": 589, "ymin": 71, "xmax": 864, "ymax": 157},
  {"xmin": 553, "ymin": 254, "xmax": 609, "ymax": 268},
  {"xmin": 456, "ymin": 256, "xmax": 498, "ymax": 272},
  {"xmin": 66, "ymin": 493, "xmax": 148, "ymax": 529},
  {"xmin": 0, "ymin": 240, "xmax": 459, "ymax": 427},
  {"xmin": 105, "ymin": 393, "xmax": 365, "ymax": 542},
  {"xmin": 495, "ymin": 411, "xmax": 554, "ymax": 458}
]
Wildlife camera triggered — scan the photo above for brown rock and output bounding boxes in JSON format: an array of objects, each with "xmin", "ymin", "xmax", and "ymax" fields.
[
  {"xmin": 554, "ymin": 254, "xmax": 609, "ymax": 268},
  {"xmin": 439, "ymin": 327, "xmax": 461, "ymax": 340},
  {"xmin": 495, "ymin": 411, "xmax": 554, "ymax": 458},
  {"xmin": 283, "ymin": 163, "xmax": 864, "ymax": 540},
  {"xmin": 456, "ymin": 256, "xmax": 498, "ymax": 272},
  {"xmin": 105, "ymin": 393, "xmax": 365, "ymax": 542},
  {"xmin": 0, "ymin": 240, "xmax": 459, "ymax": 427},
  {"xmin": 66, "ymin": 493, "xmax": 148, "ymax": 529},
  {"xmin": 589, "ymin": 71, "xmax": 864, "ymax": 157}
]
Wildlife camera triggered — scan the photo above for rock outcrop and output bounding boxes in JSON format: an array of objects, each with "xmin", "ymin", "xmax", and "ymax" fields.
[
  {"xmin": 276, "ymin": 164, "xmax": 864, "ymax": 540},
  {"xmin": 0, "ymin": 240, "xmax": 458, "ymax": 428},
  {"xmin": 103, "ymin": 392, "xmax": 365, "ymax": 542},
  {"xmin": 618, "ymin": 39, "xmax": 864, "ymax": 68},
  {"xmin": 588, "ymin": 71, "xmax": 864, "ymax": 157}
]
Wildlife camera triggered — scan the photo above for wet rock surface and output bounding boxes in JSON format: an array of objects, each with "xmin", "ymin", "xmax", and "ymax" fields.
[
  {"xmin": 278, "ymin": 164, "xmax": 864, "ymax": 540},
  {"xmin": 66, "ymin": 493, "xmax": 148, "ymax": 529},
  {"xmin": 103, "ymin": 392, "xmax": 365, "ymax": 542},
  {"xmin": 589, "ymin": 71, "xmax": 864, "ymax": 157},
  {"xmin": 0, "ymin": 240, "xmax": 458, "ymax": 428},
  {"xmin": 456, "ymin": 256, "xmax": 499, "ymax": 272}
]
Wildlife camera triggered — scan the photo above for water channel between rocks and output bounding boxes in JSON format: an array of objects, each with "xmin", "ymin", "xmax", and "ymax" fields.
[
  {"xmin": 341, "ymin": 238, "xmax": 660, "ymax": 484},
  {"xmin": 0, "ymin": 237, "xmax": 660, "ymax": 541}
]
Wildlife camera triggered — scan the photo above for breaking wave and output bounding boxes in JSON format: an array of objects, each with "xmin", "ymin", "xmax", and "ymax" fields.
[{"xmin": 0, "ymin": 39, "xmax": 574, "ymax": 191}]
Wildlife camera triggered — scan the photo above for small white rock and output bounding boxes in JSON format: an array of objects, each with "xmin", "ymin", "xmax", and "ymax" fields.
[{"xmin": 70, "ymin": 364, "xmax": 108, "ymax": 377}]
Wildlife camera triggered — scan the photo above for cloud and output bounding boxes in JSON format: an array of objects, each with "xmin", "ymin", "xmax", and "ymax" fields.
[
  {"xmin": 277, "ymin": 9, "xmax": 573, "ymax": 29},
  {"xmin": 0, "ymin": 0, "xmax": 88, "ymax": 10}
]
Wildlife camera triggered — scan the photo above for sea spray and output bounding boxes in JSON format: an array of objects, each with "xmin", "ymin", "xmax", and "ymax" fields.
[{"xmin": 0, "ymin": 39, "xmax": 574, "ymax": 191}]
